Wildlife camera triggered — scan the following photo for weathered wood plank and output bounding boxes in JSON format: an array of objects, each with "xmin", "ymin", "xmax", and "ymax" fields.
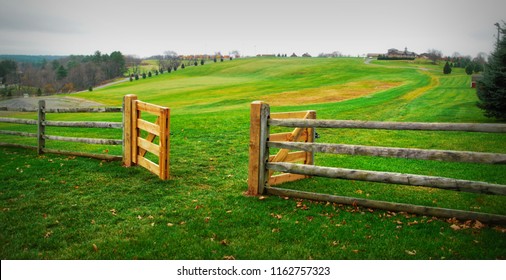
[
  {"xmin": 136, "ymin": 101, "xmax": 165, "ymax": 116},
  {"xmin": 132, "ymin": 99, "xmax": 139, "ymax": 164},
  {"xmin": 45, "ymin": 107, "xmax": 122, "ymax": 113},
  {"xmin": 269, "ymin": 119, "xmax": 506, "ymax": 133},
  {"xmin": 0, "ymin": 107, "xmax": 121, "ymax": 113},
  {"xmin": 266, "ymin": 187, "xmax": 506, "ymax": 224},
  {"xmin": 248, "ymin": 101, "xmax": 265, "ymax": 195},
  {"xmin": 137, "ymin": 136, "xmax": 160, "ymax": 156},
  {"xmin": 0, "ymin": 117, "xmax": 37, "ymax": 125},
  {"xmin": 137, "ymin": 155, "xmax": 160, "ymax": 176},
  {"xmin": 123, "ymin": 94, "xmax": 136, "ymax": 167},
  {"xmin": 43, "ymin": 120, "xmax": 122, "ymax": 129},
  {"xmin": 158, "ymin": 108, "xmax": 170, "ymax": 180},
  {"xmin": 269, "ymin": 173, "xmax": 308, "ymax": 185},
  {"xmin": 43, "ymin": 148, "xmax": 122, "ymax": 161},
  {"xmin": 0, "ymin": 130, "xmax": 38, "ymax": 138},
  {"xmin": 137, "ymin": 119, "xmax": 160, "ymax": 136},
  {"xmin": 268, "ymin": 141, "xmax": 506, "ymax": 164},
  {"xmin": 37, "ymin": 100, "xmax": 46, "ymax": 155},
  {"xmin": 269, "ymin": 151, "xmax": 307, "ymax": 163},
  {"xmin": 271, "ymin": 111, "xmax": 314, "ymax": 119},
  {"xmin": 270, "ymin": 131, "xmax": 309, "ymax": 142},
  {"xmin": 267, "ymin": 162, "xmax": 506, "ymax": 195},
  {"xmin": 44, "ymin": 135, "xmax": 122, "ymax": 145}
]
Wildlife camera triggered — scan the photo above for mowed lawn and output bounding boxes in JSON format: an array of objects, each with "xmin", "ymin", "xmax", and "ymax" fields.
[{"xmin": 1, "ymin": 57, "xmax": 505, "ymax": 260}]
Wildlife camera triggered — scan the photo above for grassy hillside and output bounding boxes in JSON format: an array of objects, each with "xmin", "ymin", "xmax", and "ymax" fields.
[{"xmin": 1, "ymin": 57, "xmax": 505, "ymax": 260}]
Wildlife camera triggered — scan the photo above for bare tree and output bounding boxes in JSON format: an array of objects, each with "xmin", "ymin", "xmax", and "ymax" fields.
[{"xmin": 427, "ymin": 49, "xmax": 443, "ymax": 64}]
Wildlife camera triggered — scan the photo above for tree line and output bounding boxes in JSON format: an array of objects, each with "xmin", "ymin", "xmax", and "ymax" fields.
[{"xmin": 0, "ymin": 51, "xmax": 126, "ymax": 96}]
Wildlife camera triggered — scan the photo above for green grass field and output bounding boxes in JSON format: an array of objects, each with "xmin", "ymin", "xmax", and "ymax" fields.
[{"xmin": 1, "ymin": 57, "xmax": 505, "ymax": 259}]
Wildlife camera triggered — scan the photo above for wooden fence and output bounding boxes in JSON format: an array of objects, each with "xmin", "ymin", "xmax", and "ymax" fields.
[
  {"xmin": 0, "ymin": 100, "xmax": 123, "ymax": 161},
  {"xmin": 0, "ymin": 95, "xmax": 170, "ymax": 180},
  {"xmin": 248, "ymin": 101, "xmax": 506, "ymax": 224}
]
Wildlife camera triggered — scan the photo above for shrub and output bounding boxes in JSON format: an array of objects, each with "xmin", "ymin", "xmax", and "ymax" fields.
[{"xmin": 443, "ymin": 61, "xmax": 452, "ymax": 74}]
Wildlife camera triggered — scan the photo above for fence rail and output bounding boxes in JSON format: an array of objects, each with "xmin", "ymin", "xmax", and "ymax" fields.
[
  {"xmin": 269, "ymin": 118, "xmax": 506, "ymax": 133},
  {"xmin": 248, "ymin": 101, "xmax": 506, "ymax": 224}
]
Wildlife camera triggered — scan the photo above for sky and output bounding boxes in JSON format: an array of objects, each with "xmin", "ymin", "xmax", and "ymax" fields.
[{"xmin": 0, "ymin": 0, "xmax": 505, "ymax": 58}]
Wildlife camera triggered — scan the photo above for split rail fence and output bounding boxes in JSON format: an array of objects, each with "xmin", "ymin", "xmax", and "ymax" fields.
[
  {"xmin": 248, "ymin": 101, "xmax": 506, "ymax": 224},
  {"xmin": 0, "ymin": 94, "xmax": 170, "ymax": 180}
]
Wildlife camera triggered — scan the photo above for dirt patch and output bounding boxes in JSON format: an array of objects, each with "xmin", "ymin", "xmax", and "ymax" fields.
[
  {"xmin": 261, "ymin": 80, "xmax": 402, "ymax": 106},
  {"xmin": 0, "ymin": 95, "xmax": 106, "ymax": 110}
]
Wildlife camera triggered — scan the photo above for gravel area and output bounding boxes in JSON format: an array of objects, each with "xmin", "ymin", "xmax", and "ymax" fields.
[{"xmin": 0, "ymin": 95, "xmax": 106, "ymax": 110}]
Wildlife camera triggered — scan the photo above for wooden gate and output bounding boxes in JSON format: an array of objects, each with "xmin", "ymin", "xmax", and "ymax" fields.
[
  {"xmin": 123, "ymin": 94, "xmax": 170, "ymax": 180},
  {"xmin": 248, "ymin": 101, "xmax": 315, "ymax": 195}
]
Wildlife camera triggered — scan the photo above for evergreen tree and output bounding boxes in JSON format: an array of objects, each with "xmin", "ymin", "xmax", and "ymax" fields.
[
  {"xmin": 56, "ymin": 65, "xmax": 68, "ymax": 80},
  {"xmin": 443, "ymin": 61, "xmax": 452, "ymax": 74},
  {"xmin": 477, "ymin": 22, "xmax": 506, "ymax": 120},
  {"xmin": 465, "ymin": 63, "xmax": 474, "ymax": 75}
]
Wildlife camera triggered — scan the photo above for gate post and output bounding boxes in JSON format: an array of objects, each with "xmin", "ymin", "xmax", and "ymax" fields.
[
  {"xmin": 123, "ymin": 94, "xmax": 137, "ymax": 167},
  {"xmin": 248, "ymin": 101, "xmax": 270, "ymax": 195}
]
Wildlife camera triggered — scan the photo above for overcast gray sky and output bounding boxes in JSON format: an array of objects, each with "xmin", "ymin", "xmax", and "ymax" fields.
[{"xmin": 0, "ymin": 0, "xmax": 504, "ymax": 58}]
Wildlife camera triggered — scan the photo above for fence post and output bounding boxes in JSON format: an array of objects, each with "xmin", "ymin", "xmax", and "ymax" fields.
[
  {"xmin": 37, "ymin": 100, "xmax": 46, "ymax": 155},
  {"xmin": 305, "ymin": 110, "xmax": 317, "ymax": 166},
  {"xmin": 248, "ymin": 101, "xmax": 270, "ymax": 195},
  {"xmin": 123, "ymin": 94, "xmax": 137, "ymax": 167}
]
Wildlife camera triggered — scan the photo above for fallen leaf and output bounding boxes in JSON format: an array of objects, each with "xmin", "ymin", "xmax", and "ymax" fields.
[
  {"xmin": 44, "ymin": 231, "xmax": 53, "ymax": 238},
  {"xmin": 355, "ymin": 189, "xmax": 363, "ymax": 195},
  {"xmin": 204, "ymin": 217, "xmax": 211, "ymax": 223},
  {"xmin": 258, "ymin": 196, "xmax": 267, "ymax": 200},
  {"xmin": 405, "ymin": 250, "xmax": 417, "ymax": 256},
  {"xmin": 92, "ymin": 244, "xmax": 98, "ymax": 252},
  {"xmin": 147, "ymin": 215, "xmax": 154, "ymax": 220},
  {"xmin": 408, "ymin": 221, "xmax": 419, "ymax": 226},
  {"xmin": 137, "ymin": 215, "xmax": 142, "ymax": 220},
  {"xmin": 220, "ymin": 239, "xmax": 229, "ymax": 246},
  {"xmin": 167, "ymin": 223, "xmax": 174, "ymax": 227},
  {"xmin": 223, "ymin": 255, "xmax": 235, "ymax": 260},
  {"xmin": 473, "ymin": 220, "xmax": 485, "ymax": 229},
  {"xmin": 450, "ymin": 224, "xmax": 461, "ymax": 231},
  {"xmin": 352, "ymin": 250, "xmax": 359, "ymax": 254},
  {"xmin": 272, "ymin": 228, "xmax": 280, "ymax": 233}
]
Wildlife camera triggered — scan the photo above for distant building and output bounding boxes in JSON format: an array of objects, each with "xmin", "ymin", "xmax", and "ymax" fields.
[
  {"xmin": 290, "ymin": 53, "xmax": 298, "ymax": 57},
  {"xmin": 378, "ymin": 47, "xmax": 417, "ymax": 60},
  {"xmin": 302, "ymin": 53, "xmax": 311, "ymax": 57}
]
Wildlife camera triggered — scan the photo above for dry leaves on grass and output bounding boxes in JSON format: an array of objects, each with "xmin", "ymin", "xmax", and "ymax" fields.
[{"xmin": 448, "ymin": 218, "xmax": 486, "ymax": 231}]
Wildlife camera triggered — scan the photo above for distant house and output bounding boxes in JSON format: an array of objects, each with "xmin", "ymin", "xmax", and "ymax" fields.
[
  {"xmin": 378, "ymin": 47, "xmax": 417, "ymax": 60},
  {"xmin": 302, "ymin": 53, "xmax": 312, "ymax": 57},
  {"xmin": 290, "ymin": 53, "xmax": 298, "ymax": 57}
]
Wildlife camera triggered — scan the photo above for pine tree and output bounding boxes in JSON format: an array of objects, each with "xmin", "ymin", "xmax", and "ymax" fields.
[
  {"xmin": 477, "ymin": 23, "xmax": 506, "ymax": 120},
  {"xmin": 443, "ymin": 61, "xmax": 452, "ymax": 74},
  {"xmin": 465, "ymin": 63, "xmax": 474, "ymax": 75}
]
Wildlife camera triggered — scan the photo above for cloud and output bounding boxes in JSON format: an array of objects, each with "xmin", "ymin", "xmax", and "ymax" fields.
[{"xmin": 0, "ymin": 1, "xmax": 82, "ymax": 34}]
